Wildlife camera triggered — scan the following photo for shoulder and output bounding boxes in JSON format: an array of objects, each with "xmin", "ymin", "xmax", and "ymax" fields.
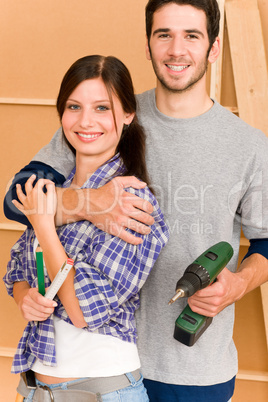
[
  {"xmin": 136, "ymin": 89, "xmax": 155, "ymax": 112},
  {"xmin": 211, "ymin": 102, "xmax": 268, "ymax": 161},
  {"xmin": 124, "ymin": 185, "xmax": 169, "ymax": 244},
  {"xmin": 124, "ymin": 184, "xmax": 158, "ymax": 208},
  {"xmin": 213, "ymin": 101, "xmax": 267, "ymax": 141}
]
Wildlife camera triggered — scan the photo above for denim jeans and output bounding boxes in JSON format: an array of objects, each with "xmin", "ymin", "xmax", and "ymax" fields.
[
  {"xmin": 101, "ymin": 372, "xmax": 149, "ymax": 401},
  {"xmin": 24, "ymin": 372, "xmax": 149, "ymax": 402}
]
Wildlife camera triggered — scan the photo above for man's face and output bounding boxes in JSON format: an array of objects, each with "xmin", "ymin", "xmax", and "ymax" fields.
[{"xmin": 146, "ymin": 3, "xmax": 216, "ymax": 94}]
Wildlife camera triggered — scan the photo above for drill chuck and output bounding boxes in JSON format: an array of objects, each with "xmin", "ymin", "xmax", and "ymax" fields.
[
  {"xmin": 168, "ymin": 289, "xmax": 185, "ymax": 305},
  {"xmin": 168, "ymin": 263, "xmax": 211, "ymax": 304}
]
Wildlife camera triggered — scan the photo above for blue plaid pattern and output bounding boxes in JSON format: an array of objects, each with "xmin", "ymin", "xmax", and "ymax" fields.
[{"xmin": 3, "ymin": 155, "xmax": 169, "ymax": 374}]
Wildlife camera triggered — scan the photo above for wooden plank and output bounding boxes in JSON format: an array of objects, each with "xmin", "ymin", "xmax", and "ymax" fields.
[
  {"xmin": 226, "ymin": 0, "xmax": 268, "ymax": 352},
  {"xmin": 15, "ymin": 394, "xmax": 24, "ymax": 402},
  {"xmin": 0, "ymin": 97, "xmax": 56, "ymax": 106},
  {"xmin": 0, "ymin": 223, "xmax": 26, "ymax": 232},
  {"xmin": 260, "ymin": 281, "xmax": 268, "ymax": 349},
  {"xmin": 210, "ymin": 0, "xmax": 225, "ymax": 101},
  {"xmin": 225, "ymin": 0, "xmax": 268, "ymax": 136},
  {"xmin": 237, "ymin": 370, "xmax": 268, "ymax": 383},
  {"xmin": 0, "ymin": 347, "xmax": 16, "ymax": 358}
]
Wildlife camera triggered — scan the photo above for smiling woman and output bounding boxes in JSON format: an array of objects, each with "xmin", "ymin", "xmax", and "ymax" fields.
[
  {"xmin": 3, "ymin": 55, "xmax": 169, "ymax": 401},
  {"xmin": 61, "ymin": 78, "xmax": 134, "ymax": 186},
  {"xmin": 56, "ymin": 55, "xmax": 152, "ymax": 187}
]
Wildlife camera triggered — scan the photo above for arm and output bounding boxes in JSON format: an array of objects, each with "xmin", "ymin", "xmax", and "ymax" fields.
[
  {"xmin": 3, "ymin": 230, "xmax": 57, "ymax": 322},
  {"xmin": 4, "ymin": 161, "xmax": 66, "ymax": 226},
  {"xmin": 5, "ymin": 167, "xmax": 154, "ymax": 245},
  {"xmin": 56, "ymin": 176, "xmax": 154, "ymax": 244},
  {"xmin": 189, "ymin": 136, "xmax": 268, "ymax": 317},
  {"xmin": 14, "ymin": 175, "xmax": 87, "ymax": 328},
  {"xmin": 63, "ymin": 187, "xmax": 169, "ymax": 331}
]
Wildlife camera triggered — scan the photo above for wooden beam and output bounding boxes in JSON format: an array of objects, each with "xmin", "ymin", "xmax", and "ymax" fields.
[
  {"xmin": 0, "ymin": 223, "xmax": 26, "ymax": 232},
  {"xmin": 226, "ymin": 0, "xmax": 268, "ymax": 351},
  {"xmin": 237, "ymin": 370, "xmax": 268, "ymax": 383},
  {"xmin": 210, "ymin": 0, "xmax": 225, "ymax": 101},
  {"xmin": 225, "ymin": 0, "xmax": 268, "ymax": 136},
  {"xmin": 260, "ymin": 281, "xmax": 268, "ymax": 351},
  {"xmin": 0, "ymin": 97, "xmax": 56, "ymax": 106}
]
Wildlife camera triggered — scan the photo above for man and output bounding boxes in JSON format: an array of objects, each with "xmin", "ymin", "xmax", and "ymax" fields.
[{"xmin": 4, "ymin": 1, "xmax": 268, "ymax": 401}]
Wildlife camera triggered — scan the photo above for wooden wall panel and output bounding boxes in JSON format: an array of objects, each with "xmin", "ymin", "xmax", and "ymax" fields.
[
  {"xmin": 0, "ymin": 0, "xmax": 155, "ymax": 99},
  {"xmin": 1, "ymin": 0, "xmax": 268, "ymax": 400},
  {"xmin": 0, "ymin": 105, "xmax": 59, "ymax": 223}
]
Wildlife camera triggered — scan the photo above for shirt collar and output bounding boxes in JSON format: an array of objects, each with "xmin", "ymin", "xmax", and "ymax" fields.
[{"xmin": 63, "ymin": 153, "xmax": 126, "ymax": 189}]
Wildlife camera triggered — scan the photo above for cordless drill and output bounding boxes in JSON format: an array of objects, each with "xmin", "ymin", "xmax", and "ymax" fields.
[{"xmin": 169, "ymin": 241, "xmax": 234, "ymax": 346}]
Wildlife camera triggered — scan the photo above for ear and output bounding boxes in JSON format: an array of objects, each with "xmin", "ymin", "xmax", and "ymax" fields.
[
  {"xmin": 145, "ymin": 36, "xmax": 151, "ymax": 61},
  {"xmin": 124, "ymin": 112, "xmax": 135, "ymax": 126},
  {"xmin": 208, "ymin": 37, "xmax": 220, "ymax": 64}
]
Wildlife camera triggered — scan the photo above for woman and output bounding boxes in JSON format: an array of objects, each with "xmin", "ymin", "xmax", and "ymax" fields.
[{"xmin": 4, "ymin": 55, "xmax": 169, "ymax": 401}]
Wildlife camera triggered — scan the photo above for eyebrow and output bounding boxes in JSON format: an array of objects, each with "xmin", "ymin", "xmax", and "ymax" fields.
[
  {"xmin": 152, "ymin": 27, "xmax": 205, "ymax": 38},
  {"xmin": 152, "ymin": 28, "xmax": 170, "ymax": 36},
  {"xmin": 66, "ymin": 98, "xmax": 111, "ymax": 103}
]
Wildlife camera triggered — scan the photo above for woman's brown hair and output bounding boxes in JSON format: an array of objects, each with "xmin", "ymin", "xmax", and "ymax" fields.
[{"xmin": 56, "ymin": 55, "xmax": 151, "ymax": 185}]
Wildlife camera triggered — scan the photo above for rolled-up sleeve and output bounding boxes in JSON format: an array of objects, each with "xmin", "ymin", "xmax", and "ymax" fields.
[{"xmin": 69, "ymin": 186, "xmax": 169, "ymax": 333}]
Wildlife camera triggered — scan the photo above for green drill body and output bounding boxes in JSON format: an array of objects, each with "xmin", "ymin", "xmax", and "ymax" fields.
[{"xmin": 170, "ymin": 241, "xmax": 234, "ymax": 346}]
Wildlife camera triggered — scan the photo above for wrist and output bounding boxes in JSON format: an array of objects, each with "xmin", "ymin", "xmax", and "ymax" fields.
[
  {"xmin": 236, "ymin": 253, "xmax": 268, "ymax": 297},
  {"xmin": 233, "ymin": 271, "xmax": 248, "ymax": 301},
  {"xmin": 34, "ymin": 223, "xmax": 58, "ymax": 249}
]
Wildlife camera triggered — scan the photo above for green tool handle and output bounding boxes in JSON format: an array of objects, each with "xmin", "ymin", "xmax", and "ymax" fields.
[{"xmin": 36, "ymin": 246, "xmax": 45, "ymax": 296}]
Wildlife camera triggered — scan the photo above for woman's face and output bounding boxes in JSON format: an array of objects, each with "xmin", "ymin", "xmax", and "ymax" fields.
[{"xmin": 62, "ymin": 77, "xmax": 134, "ymax": 165}]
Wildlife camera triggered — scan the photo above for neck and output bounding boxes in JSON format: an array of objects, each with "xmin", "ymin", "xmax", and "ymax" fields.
[
  {"xmin": 155, "ymin": 80, "xmax": 213, "ymax": 119},
  {"xmin": 72, "ymin": 154, "xmax": 104, "ymax": 187}
]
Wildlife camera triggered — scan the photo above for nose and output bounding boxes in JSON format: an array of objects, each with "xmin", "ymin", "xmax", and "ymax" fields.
[
  {"xmin": 167, "ymin": 36, "xmax": 187, "ymax": 58},
  {"xmin": 79, "ymin": 109, "xmax": 94, "ymax": 129}
]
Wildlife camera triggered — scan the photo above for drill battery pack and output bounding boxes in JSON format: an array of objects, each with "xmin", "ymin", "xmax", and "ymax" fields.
[{"xmin": 174, "ymin": 305, "xmax": 213, "ymax": 346}]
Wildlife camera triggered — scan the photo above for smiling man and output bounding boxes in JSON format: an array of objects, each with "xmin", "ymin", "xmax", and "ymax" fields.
[
  {"xmin": 147, "ymin": 3, "xmax": 215, "ymax": 94},
  {"xmin": 4, "ymin": 1, "xmax": 268, "ymax": 402}
]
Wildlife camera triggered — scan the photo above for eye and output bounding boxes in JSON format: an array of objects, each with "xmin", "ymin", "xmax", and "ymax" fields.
[
  {"xmin": 186, "ymin": 34, "xmax": 199, "ymax": 40},
  {"xmin": 66, "ymin": 103, "xmax": 80, "ymax": 110},
  {"xmin": 158, "ymin": 33, "xmax": 170, "ymax": 39},
  {"xmin": 96, "ymin": 105, "xmax": 110, "ymax": 111}
]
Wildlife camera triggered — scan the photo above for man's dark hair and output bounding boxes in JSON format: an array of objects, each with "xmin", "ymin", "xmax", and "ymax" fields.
[{"xmin": 146, "ymin": 0, "xmax": 220, "ymax": 50}]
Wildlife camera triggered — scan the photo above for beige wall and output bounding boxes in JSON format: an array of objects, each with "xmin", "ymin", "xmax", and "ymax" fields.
[{"xmin": 0, "ymin": 1, "xmax": 268, "ymax": 400}]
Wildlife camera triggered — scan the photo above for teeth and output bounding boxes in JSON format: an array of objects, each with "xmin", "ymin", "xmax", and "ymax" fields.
[
  {"xmin": 77, "ymin": 133, "xmax": 100, "ymax": 139},
  {"xmin": 167, "ymin": 65, "xmax": 188, "ymax": 72}
]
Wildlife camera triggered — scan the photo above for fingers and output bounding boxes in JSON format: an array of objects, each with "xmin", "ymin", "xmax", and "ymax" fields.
[
  {"xmin": 12, "ymin": 199, "xmax": 24, "ymax": 213},
  {"xmin": 188, "ymin": 279, "xmax": 228, "ymax": 317},
  {"xmin": 12, "ymin": 176, "xmax": 56, "ymax": 217},
  {"xmin": 15, "ymin": 183, "xmax": 27, "ymax": 205},
  {"xmin": 25, "ymin": 174, "xmax": 37, "ymax": 194},
  {"xmin": 121, "ymin": 191, "xmax": 154, "ymax": 217},
  {"xmin": 108, "ymin": 222, "xmax": 143, "ymax": 245},
  {"xmin": 115, "ymin": 176, "xmax": 147, "ymax": 190},
  {"xmin": 21, "ymin": 288, "xmax": 57, "ymax": 322}
]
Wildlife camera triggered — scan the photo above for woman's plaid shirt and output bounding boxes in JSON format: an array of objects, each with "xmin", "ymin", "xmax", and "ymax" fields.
[{"xmin": 3, "ymin": 155, "xmax": 169, "ymax": 374}]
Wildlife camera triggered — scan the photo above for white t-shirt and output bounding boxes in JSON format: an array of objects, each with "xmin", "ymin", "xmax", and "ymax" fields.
[{"xmin": 32, "ymin": 315, "xmax": 140, "ymax": 377}]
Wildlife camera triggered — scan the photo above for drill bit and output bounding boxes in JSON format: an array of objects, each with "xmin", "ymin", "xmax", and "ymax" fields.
[{"xmin": 168, "ymin": 289, "xmax": 185, "ymax": 305}]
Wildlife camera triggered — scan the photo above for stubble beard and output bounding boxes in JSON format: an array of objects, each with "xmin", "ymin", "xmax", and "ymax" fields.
[{"xmin": 151, "ymin": 57, "xmax": 208, "ymax": 94}]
